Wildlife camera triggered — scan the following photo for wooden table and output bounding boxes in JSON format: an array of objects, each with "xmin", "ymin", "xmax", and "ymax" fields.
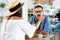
[{"xmin": 25, "ymin": 34, "xmax": 54, "ymax": 40}]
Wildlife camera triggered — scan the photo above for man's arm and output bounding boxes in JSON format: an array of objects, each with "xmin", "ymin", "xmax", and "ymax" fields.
[
  {"xmin": 36, "ymin": 16, "xmax": 52, "ymax": 35},
  {"xmin": 44, "ymin": 16, "xmax": 52, "ymax": 34},
  {"xmin": 31, "ymin": 16, "xmax": 47, "ymax": 35},
  {"xmin": 29, "ymin": 16, "xmax": 47, "ymax": 35}
]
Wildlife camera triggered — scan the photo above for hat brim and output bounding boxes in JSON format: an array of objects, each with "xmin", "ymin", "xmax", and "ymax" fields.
[{"xmin": 8, "ymin": 2, "xmax": 24, "ymax": 16}]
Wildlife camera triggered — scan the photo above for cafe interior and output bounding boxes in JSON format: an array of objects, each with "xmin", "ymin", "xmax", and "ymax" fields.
[{"xmin": 0, "ymin": 0, "xmax": 60, "ymax": 40}]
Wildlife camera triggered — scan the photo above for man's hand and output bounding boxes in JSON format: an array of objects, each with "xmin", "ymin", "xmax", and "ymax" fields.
[
  {"xmin": 39, "ymin": 30, "xmax": 47, "ymax": 35},
  {"xmin": 36, "ymin": 30, "xmax": 48, "ymax": 35},
  {"xmin": 39, "ymin": 16, "xmax": 45, "ymax": 22}
]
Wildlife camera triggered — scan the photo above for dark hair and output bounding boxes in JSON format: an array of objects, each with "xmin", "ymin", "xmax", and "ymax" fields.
[
  {"xmin": 59, "ymin": 10, "xmax": 60, "ymax": 12},
  {"xmin": 34, "ymin": 5, "xmax": 43, "ymax": 10},
  {"xmin": 56, "ymin": 13, "xmax": 60, "ymax": 21},
  {"xmin": 10, "ymin": 8, "xmax": 22, "ymax": 17},
  {"xmin": 7, "ymin": 8, "xmax": 22, "ymax": 20}
]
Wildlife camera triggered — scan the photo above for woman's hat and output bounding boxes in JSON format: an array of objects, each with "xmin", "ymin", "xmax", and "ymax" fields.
[{"xmin": 8, "ymin": 0, "xmax": 24, "ymax": 16}]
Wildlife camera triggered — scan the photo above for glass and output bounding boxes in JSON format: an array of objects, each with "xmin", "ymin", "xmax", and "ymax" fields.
[{"xmin": 35, "ymin": 10, "xmax": 42, "ymax": 13}]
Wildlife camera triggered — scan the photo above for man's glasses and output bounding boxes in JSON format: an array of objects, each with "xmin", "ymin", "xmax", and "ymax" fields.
[{"xmin": 35, "ymin": 10, "xmax": 42, "ymax": 13}]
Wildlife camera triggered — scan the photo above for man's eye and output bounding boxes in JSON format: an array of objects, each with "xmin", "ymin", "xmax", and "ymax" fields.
[{"xmin": 35, "ymin": 11, "xmax": 42, "ymax": 13}]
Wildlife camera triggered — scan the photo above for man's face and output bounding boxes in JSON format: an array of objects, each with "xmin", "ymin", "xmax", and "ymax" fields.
[{"xmin": 34, "ymin": 7, "xmax": 44, "ymax": 19}]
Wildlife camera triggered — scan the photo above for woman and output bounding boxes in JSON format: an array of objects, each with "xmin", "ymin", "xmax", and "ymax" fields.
[{"xmin": 1, "ymin": 0, "xmax": 44, "ymax": 40}]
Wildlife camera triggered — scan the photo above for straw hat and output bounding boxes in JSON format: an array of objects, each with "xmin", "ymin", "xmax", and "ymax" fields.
[{"xmin": 8, "ymin": 0, "xmax": 24, "ymax": 16}]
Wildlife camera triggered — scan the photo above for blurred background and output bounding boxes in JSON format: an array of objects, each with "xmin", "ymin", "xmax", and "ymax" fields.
[{"xmin": 0, "ymin": 0, "xmax": 60, "ymax": 40}]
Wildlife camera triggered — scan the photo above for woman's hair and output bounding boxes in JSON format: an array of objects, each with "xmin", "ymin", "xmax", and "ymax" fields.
[
  {"xmin": 7, "ymin": 8, "xmax": 22, "ymax": 20},
  {"xmin": 11, "ymin": 8, "xmax": 22, "ymax": 17}
]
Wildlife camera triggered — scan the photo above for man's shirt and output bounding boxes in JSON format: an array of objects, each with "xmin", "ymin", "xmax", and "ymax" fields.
[{"xmin": 29, "ymin": 15, "xmax": 52, "ymax": 34}]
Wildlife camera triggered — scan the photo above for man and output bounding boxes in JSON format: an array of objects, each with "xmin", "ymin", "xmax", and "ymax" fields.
[{"xmin": 29, "ymin": 4, "xmax": 52, "ymax": 35}]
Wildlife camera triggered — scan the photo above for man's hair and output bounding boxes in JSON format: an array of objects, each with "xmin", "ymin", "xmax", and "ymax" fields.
[{"xmin": 34, "ymin": 5, "xmax": 43, "ymax": 10}]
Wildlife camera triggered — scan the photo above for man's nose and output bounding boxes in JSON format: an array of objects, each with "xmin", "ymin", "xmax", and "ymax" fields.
[{"xmin": 37, "ymin": 12, "xmax": 40, "ymax": 14}]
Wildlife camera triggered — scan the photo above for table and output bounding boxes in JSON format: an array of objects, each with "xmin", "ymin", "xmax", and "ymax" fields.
[{"xmin": 25, "ymin": 34, "xmax": 54, "ymax": 40}]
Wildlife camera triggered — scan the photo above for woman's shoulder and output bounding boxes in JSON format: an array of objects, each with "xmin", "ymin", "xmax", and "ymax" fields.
[{"xmin": 4, "ymin": 16, "xmax": 10, "ymax": 20}]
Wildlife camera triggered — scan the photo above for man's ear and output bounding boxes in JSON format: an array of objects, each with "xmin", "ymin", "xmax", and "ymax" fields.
[
  {"xmin": 41, "ymin": 10, "xmax": 44, "ymax": 15},
  {"xmin": 42, "ymin": 10, "xmax": 44, "ymax": 13}
]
